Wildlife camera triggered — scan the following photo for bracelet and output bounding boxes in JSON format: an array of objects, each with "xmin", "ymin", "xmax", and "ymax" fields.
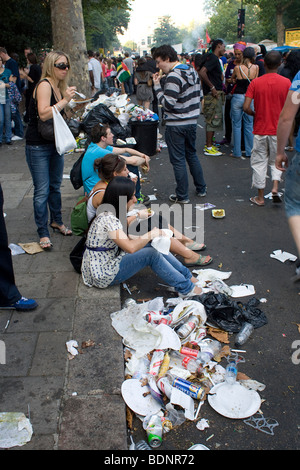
[
  {"xmin": 210, "ymin": 86, "xmax": 215, "ymax": 90},
  {"xmin": 56, "ymin": 103, "xmax": 62, "ymax": 111}
]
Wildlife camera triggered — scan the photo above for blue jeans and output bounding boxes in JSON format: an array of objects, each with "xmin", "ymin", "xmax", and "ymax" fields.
[
  {"xmin": 231, "ymin": 94, "xmax": 254, "ymax": 157},
  {"xmin": 0, "ymin": 100, "xmax": 12, "ymax": 143},
  {"xmin": 26, "ymin": 144, "xmax": 64, "ymax": 238},
  {"xmin": 124, "ymin": 76, "xmax": 133, "ymax": 95},
  {"xmin": 165, "ymin": 124, "xmax": 206, "ymax": 200},
  {"xmin": 110, "ymin": 246, "xmax": 194, "ymax": 294},
  {"xmin": 12, "ymin": 106, "xmax": 24, "ymax": 138}
]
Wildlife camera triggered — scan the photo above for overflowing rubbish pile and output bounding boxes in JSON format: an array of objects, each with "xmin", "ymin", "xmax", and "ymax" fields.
[
  {"xmin": 110, "ymin": 270, "xmax": 274, "ymax": 450},
  {"xmin": 67, "ymin": 90, "xmax": 159, "ymax": 148}
]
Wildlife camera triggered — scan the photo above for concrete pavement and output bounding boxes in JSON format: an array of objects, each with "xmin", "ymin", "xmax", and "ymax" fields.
[{"xmin": 0, "ymin": 140, "xmax": 127, "ymax": 450}]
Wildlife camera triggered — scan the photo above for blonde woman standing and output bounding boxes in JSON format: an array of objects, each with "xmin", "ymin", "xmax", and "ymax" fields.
[{"xmin": 25, "ymin": 51, "xmax": 76, "ymax": 249}]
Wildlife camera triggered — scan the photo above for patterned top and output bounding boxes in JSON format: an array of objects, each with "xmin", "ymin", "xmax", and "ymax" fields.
[{"xmin": 81, "ymin": 212, "xmax": 125, "ymax": 288}]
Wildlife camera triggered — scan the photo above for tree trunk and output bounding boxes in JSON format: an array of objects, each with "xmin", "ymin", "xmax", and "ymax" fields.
[
  {"xmin": 276, "ymin": 9, "xmax": 285, "ymax": 46},
  {"xmin": 50, "ymin": 0, "xmax": 89, "ymax": 96}
]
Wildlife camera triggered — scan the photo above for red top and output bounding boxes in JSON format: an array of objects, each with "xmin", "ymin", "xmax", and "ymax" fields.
[{"xmin": 245, "ymin": 73, "xmax": 291, "ymax": 135}]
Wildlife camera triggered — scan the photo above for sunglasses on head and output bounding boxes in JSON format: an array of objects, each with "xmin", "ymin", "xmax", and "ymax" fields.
[{"xmin": 54, "ymin": 62, "xmax": 70, "ymax": 70}]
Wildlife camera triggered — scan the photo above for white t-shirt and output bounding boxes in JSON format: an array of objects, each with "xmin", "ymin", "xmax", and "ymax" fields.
[{"xmin": 88, "ymin": 57, "xmax": 102, "ymax": 89}]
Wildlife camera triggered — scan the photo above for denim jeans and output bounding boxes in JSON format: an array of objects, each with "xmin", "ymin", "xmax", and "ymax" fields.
[
  {"xmin": 231, "ymin": 94, "xmax": 254, "ymax": 157},
  {"xmin": 11, "ymin": 106, "xmax": 24, "ymax": 138},
  {"xmin": 26, "ymin": 144, "xmax": 64, "ymax": 238},
  {"xmin": 165, "ymin": 124, "xmax": 206, "ymax": 200},
  {"xmin": 110, "ymin": 246, "xmax": 194, "ymax": 294},
  {"xmin": 124, "ymin": 76, "xmax": 133, "ymax": 95},
  {"xmin": 0, "ymin": 100, "xmax": 12, "ymax": 143},
  {"xmin": 285, "ymin": 151, "xmax": 300, "ymax": 218}
]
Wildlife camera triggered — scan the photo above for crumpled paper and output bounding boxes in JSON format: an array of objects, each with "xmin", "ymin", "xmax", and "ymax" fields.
[
  {"xmin": 111, "ymin": 302, "xmax": 180, "ymax": 358},
  {"xmin": 270, "ymin": 250, "xmax": 297, "ymax": 263},
  {"xmin": 0, "ymin": 412, "xmax": 33, "ymax": 448}
]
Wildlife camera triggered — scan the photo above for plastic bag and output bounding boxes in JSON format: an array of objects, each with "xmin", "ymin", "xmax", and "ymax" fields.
[
  {"xmin": 53, "ymin": 105, "xmax": 77, "ymax": 155},
  {"xmin": 193, "ymin": 293, "xmax": 267, "ymax": 332},
  {"xmin": 81, "ymin": 103, "xmax": 119, "ymax": 134}
]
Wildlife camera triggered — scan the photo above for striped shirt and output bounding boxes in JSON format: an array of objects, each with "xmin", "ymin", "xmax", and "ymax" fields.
[{"xmin": 154, "ymin": 64, "xmax": 200, "ymax": 126}]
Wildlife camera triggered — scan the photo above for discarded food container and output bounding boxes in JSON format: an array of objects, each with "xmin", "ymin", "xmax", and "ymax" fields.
[{"xmin": 212, "ymin": 209, "xmax": 225, "ymax": 218}]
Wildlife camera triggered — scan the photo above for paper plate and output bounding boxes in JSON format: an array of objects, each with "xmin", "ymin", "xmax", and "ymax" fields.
[
  {"xmin": 188, "ymin": 444, "xmax": 210, "ymax": 450},
  {"xmin": 212, "ymin": 209, "xmax": 225, "ymax": 219},
  {"xmin": 208, "ymin": 382, "xmax": 261, "ymax": 419},
  {"xmin": 172, "ymin": 300, "xmax": 207, "ymax": 326},
  {"xmin": 121, "ymin": 379, "xmax": 162, "ymax": 416}
]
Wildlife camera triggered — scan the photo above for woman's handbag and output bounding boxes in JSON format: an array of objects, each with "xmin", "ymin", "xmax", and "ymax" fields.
[
  {"xmin": 52, "ymin": 105, "xmax": 77, "ymax": 154},
  {"xmin": 38, "ymin": 116, "xmax": 55, "ymax": 140}
]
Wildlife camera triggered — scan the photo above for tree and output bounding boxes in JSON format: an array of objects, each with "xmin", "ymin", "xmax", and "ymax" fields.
[
  {"xmin": 50, "ymin": 0, "xmax": 89, "ymax": 95},
  {"xmin": 152, "ymin": 16, "xmax": 182, "ymax": 48}
]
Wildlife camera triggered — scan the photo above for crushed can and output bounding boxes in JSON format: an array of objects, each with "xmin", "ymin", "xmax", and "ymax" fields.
[{"xmin": 172, "ymin": 376, "xmax": 205, "ymax": 400}]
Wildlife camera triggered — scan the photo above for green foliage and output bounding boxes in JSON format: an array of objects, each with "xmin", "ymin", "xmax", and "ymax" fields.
[
  {"xmin": 204, "ymin": 0, "xmax": 270, "ymax": 43},
  {"xmin": 152, "ymin": 16, "xmax": 183, "ymax": 47},
  {"xmin": 0, "ymin": 0, "xmax": 52, "ymax": 61}
]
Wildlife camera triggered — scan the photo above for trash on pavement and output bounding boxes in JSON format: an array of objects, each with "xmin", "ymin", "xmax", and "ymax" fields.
[
  {"xmin": 270, "ymin": 249, "xmax": 297, "ymax": 263},
  {"xmin": 0, "ymin": 412, "xmax": 33, "ymax": 448},
  {"xmin": 110, "ymin": 280, "xmax": 270, "ymax": 448},
  {"xmin": 66, "ymin": 340, "xmax": 79, "ymax": 357}
]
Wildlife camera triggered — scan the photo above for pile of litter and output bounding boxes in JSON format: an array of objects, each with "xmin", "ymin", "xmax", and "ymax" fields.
[{"xmin": 110, "ymin": 270, "xmax": 277, "ymax": 450}]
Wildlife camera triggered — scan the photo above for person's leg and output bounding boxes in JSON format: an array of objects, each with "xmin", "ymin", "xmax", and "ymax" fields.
[
  {"xmin": 224, "ymin": 96, "xmax": 232, "ymax": 143},
  {"xmin": 268, "ymin": 136, "xmax": 283, "ymax": 195},
  {"xmin": 250, "ymin": 135, "xmax": 268, "ymax": 204},
  {"xmin": 48, "ymin": 148, "xmax": 64, "ymax": 226},
  {"xmin": 4, "ymin": 100, "xmax": 12, "ymax": 143},
  {"xmin": 243, "ymin": 105, "xmax": 254, "ymax": 157},
  {"xmin": 230, "ymin": 94, "xmax": 243, "ymax": 157},
  {"xmin": 12, "ymin": 105, "xmax": 23, "ymax": 138},
  {"xmin": 0, "ymin": 183, "xmax": 22, "ymax": 306},
  {"xmin": 26, "ymin": 144, "xmax": 51, "ymax": 239},
  {"xmin": 285, "ymin": 152, "xmax": 300, "ymax": 258},
  {"xmin": 165, "ymin": 126, "xmax": 189, "ymax": 201},
  {"xmin": 184, "ymin": 124, "xmax": 206, "ymax": 195},
  {"xmin": 110, "ymin": 246, "xmax": 195, "ymax": 294},
  {"xmin": 126, "ymin": 164, "xmax": 141, "ymax": 198}
]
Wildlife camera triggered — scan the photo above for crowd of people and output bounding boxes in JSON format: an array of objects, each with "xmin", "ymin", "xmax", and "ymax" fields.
[{"xmin": 1, "ymin": 39, "xmax": 300, "ymax": 311}]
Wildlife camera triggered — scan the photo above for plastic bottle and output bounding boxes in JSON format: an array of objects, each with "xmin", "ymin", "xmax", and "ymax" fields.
[
  {"xmin": 235, "ymin": 322, "xmax": 254, "ymax": 347},
  {"xmin": 198, "ymin": 339, "xmax": 222, "ymax": 365},
  {"xmin": 225, "ymin": 360, "xmax": 238, "ymax": 385},
  {"xmin": 171, "ymin": 351, "xmax": 203, "ymax": 376},
  {"xmin": 176, "ymin": 315, "xmax": 200, "ymax": 339},
  {"xmin": 135, "ymin": 440, "xmax": 152, "ymax": 450}
]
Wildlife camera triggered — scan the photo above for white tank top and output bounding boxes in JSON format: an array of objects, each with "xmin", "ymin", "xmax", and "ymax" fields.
[{"xmin": 86, "ymin": 189, "xmax": 106, "ymax": 223}]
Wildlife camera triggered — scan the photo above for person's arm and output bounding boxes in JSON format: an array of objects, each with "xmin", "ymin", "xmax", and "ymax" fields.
[
  {"xmin": 243, "ymin": 96, "xmax": 255, "ymax": 116},
  {"xmin": 36, "ymin": 80, "xmax": 76, "ymax": 121},
  {"xmin": 109, "ymin": 226, "xmax": 163, "ymax": 254},
  {"xmin": 199, "ymin": 66, "xmax": 218, "ymax": 98},
  {"xmin": 112, "ymin": 147, "xmax": 150, "ymax": 168},
  {"xmin": 276, "ymin": 89, "xmax": 300, "ymax": 171}
]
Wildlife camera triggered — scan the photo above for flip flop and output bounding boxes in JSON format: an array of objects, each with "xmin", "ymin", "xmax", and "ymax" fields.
[
  {"xmin": 250, "ymin": 196, "xmax": 264, "ymax": 206},
  {"xmin": 272, "ymin": 193, "xmax": 282, "ymax": 203},
  {"xmin": 185, "ymin": 255, "xmax": 213, "ymax": 266},
  {"xmin": 185, "ymin": 242, "xmax": 206, "ymax": 251},
  {"xmin": 39, "ymin": 238, "xmax": 53, "ymax": 250}
]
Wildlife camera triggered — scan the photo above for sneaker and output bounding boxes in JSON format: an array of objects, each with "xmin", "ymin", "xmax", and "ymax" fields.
[
  {"xmin": 203, "ymin": 146, "xmax": 222, "ymax": 156},
  {"xmin": 11, "ymin": 135, "xmax": 23, "ymax": 141},
  {"xmin": 215, "ymin": 138, "xmax": 230, "ymax": 145},
  {"xmin": 291, "ymin": 260, "xmax": 300, "ymax": 283},
  {"xmin": 1, "ymin": 296, "xmax": 38, "ymax": 311},
  {"xmin": 197, "ymin": 190, "xmax": 207, "ymax": 197},
  {"xmin": 137, "ymin": 194, "xmax": 151, "ymax": 206},
  {"xmin": 169, "ymin": 194, "xmax": 190, "ymax": 204}
]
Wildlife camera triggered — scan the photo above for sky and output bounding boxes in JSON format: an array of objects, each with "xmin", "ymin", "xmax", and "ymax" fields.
[{"xmin": 119, "ymin": 0, "xmax": 208, "ymax": 44}]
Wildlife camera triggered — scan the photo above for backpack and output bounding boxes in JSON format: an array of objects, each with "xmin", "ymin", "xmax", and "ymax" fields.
[
  {"xmin": 70, "ymin": 195, "xmax": 89, "ymax": 236},
  {"xmin": 70, "ymin": 151, "xmax": 85, "ymax": 190}
]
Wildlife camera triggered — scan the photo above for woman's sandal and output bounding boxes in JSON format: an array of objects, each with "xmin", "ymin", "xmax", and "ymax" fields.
[
  {"xmin": 185, "ymin": 254, "xmax": 213, "ymax": 266},
  {"xmin": 185, "ymin": 242, "xmax": 206, "ymax": 251},
  {"xmin": 39, "ymin": 238, "xmax": 53, "ymax": 250},
  {"xmin": 50, "ymin": 223, "xmax": 72, "ymax": 236}
]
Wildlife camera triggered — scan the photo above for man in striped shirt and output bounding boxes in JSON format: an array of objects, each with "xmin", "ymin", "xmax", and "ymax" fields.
[{"xmin": 153, "ymin": 45, "xmax": 207, "ymax": 204}]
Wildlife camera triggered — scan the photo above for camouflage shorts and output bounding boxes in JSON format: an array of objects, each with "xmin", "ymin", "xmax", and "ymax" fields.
[{"xmin": 203, "ymin": 91, "xmax": 225, "ymax": 132}]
